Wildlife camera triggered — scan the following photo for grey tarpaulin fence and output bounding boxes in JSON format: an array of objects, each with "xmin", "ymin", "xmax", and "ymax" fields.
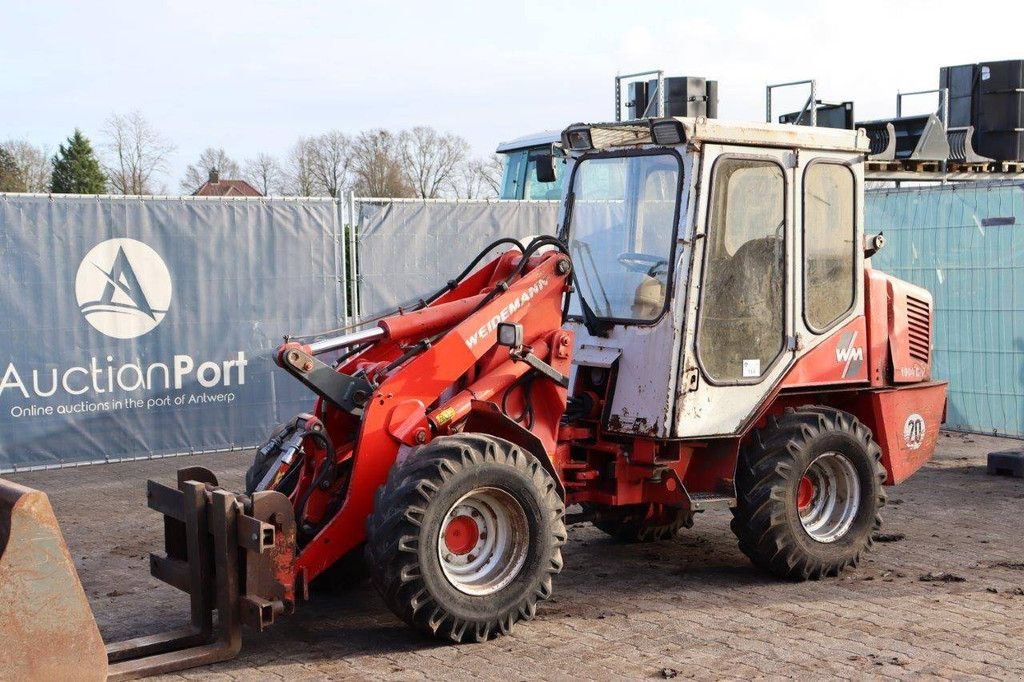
[
  {"xmin": 0, "ymin": 194, "xmax": 559, "ymax": 472},
  {"xmin": 355, "ymin": 199, "xmax": 560, "ymax": 316},
  {"xmin": 0, "ymin": 194, "xmax": 352, "ymax": 472}
]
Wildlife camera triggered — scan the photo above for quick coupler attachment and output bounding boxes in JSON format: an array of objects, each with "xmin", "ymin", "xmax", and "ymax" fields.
[{"xmin": 105, "ymin": 466, "xmax": 297, "ymax": 680}]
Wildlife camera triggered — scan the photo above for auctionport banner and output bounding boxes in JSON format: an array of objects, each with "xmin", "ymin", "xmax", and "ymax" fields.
[{"xmin": 0, "ymin": 195, "xmax": 346, "ymax": 471}]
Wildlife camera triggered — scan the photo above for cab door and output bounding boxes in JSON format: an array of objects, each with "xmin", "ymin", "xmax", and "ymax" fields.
[{"xmin": 673, "ymin": 145, "xmax": 796, "ymax": 437}]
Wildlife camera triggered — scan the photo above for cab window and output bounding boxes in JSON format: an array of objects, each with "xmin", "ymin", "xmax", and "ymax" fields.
[
  {"xmin": 697, "ymin": 158, "xmax": 786, "ymax": 382},
  {"xmin": 499, "ymin": 151, "xmax": 527, "ymax": 199},
  {"xmin": 803, "ymin": 163, "xmax": 856, "ymax": 331},
  {"xmin": 566, "ymin": 153, "xmax": 680, "ymax": 322}
]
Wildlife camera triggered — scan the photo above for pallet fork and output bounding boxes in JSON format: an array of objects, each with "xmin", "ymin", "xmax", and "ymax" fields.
[{"xmin": 0, "ymin": 467, "xmax": 296, "ymax": 681}]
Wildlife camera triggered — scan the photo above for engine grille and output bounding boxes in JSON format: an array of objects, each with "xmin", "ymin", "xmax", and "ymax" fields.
[{"xmin": 906, "ymin": 295, "xmax": 931, "ymax": 363}]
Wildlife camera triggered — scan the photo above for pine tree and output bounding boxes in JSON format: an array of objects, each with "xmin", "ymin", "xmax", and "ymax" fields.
[
  {"xmin": 0, "ymin": 146, "xmax": 18, "ymax": 192},
  {"xmin": 50, "ymin": 129, "xmax": 107, "ymax": 194}
]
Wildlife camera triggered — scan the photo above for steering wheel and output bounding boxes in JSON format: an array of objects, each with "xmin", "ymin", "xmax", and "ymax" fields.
[{"xmin": 618, "ymin": 252, "xmax": 668, "ymax": 276}]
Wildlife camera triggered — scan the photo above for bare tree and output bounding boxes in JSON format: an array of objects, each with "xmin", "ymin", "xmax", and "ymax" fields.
[
  {"xmin": 180, "ymin": 147, "xmax": 240, "ymax": 193},
  {"xmin": 448, "ymin": 155, "xmax": 504, "ymax": 199},
  {"xmin": 400, "ymin": 127, "xmax": 466, "ymax": 198},
  {"xmin": 243, "ymin": 153, "xmax": 284, "ymax": 195},
  {"xmin": 309, "ymin": 131, "xmax": 352, "ymax": 198},
  {"xmin": 102, "ymin": 112, "xmax": 175, "ymax": 195},
  {"xmin": 478, "ymin": 154, "xmax": 504, "ymax": 196},
  {"xmin": 350, "ymin": 129, "xmax": 414, "ymax": 198},
  {"xmin": 1, "ymin": 139, "xmax": 51, "ymax": 192},
  {"xmin": 0, "ymin": 146, "xmax": 18, "ymax": 192},
  {"xmin": 285, "ymin": 137, "xmax": 318, "ymax": 197}
]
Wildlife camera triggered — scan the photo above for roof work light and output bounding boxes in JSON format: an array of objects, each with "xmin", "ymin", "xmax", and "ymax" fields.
[
  {"xmin": 650, "ymin": 119, "xmax": 687, "ymax": 146},
  {"xmin": 561, "ymin": 125, "xmax": 593, "ymax": 151}
]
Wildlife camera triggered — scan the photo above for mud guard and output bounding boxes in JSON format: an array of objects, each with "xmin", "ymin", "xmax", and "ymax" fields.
[{"xmin": 464, "ymin": 399, "xmax": 566, "ymax": 498}]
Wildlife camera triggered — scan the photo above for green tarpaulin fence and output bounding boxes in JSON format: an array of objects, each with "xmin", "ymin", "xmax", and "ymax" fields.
[{"xmin": 868, "ymin": 181, "xmax": 1024, "ymax": 438}]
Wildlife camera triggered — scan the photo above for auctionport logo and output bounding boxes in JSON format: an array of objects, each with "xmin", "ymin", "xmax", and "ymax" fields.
[{"xmin": 75, "ymin": 238, "xmax": 172, "ymax": 339}]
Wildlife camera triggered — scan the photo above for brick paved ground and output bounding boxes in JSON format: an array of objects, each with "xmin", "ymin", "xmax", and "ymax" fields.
[{"xmin": 10, "ymin": 431, "xmax": 1024, "ymax": 680}]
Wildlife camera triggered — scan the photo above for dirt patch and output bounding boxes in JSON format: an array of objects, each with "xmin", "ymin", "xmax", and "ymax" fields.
[
  {"xmin": 990, "ymin": 561, "xmax": 1024, "ymax": 570},
  {"xmin": 919, "ymin": 572, "xmax": 966, "ymax": 583}
]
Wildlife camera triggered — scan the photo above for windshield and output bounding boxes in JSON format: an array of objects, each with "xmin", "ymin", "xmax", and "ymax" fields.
[{"xmin": 565, "ymin": 152, "xmax": 680, "ymax": 322}]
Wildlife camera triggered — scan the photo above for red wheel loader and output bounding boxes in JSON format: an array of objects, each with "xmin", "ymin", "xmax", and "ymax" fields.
[{"xmin": 0, "ymin": 118, "xmax": 947, "ymax": 679}]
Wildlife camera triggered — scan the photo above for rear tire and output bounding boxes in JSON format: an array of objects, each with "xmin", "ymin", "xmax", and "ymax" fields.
[
  {"xmin": 731, "ymin": 406, "xmax": 885, "ymax": 580},
  {"xmin": 590, "ymin": 503, "xmax": 693, "ymax": 542},
  {"xmin": 366, "ymin": 434, "xmax": 565, "ymax": 642}
]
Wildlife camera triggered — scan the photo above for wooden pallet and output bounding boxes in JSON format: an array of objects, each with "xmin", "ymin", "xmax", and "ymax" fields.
[
  {"xmin": 865, "ymin": 160, "xmax": 901, "ymax": 172},
  {"xmin": 900, "ymin": 159, "xmax": 943, "ymax": 172},
  {"xmin": 996, "ymin": 160, "xmax": 1024, "ymax": 173},
  {"xmin": 865, "ymin": 157, "xmax": 1024, "ymax": 181},
  {"xmin": 946, "ymin": 162, "xmax": 990, "ymax": 173}
]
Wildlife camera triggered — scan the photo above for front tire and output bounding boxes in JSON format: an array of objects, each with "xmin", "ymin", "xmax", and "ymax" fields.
[
  {"xmin": 366, "ymin": 434, "xmax": 565, "ymax": 642},
  {"xmin": 731, "ymin": 406, "xmax": 886, "ymax": 580}
]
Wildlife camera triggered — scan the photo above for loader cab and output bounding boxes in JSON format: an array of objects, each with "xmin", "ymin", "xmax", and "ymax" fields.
[
  {"xmin": 496, "ymin": 131, "xmax": 566, "ymax": 200},
  {"xmin": 558, "ymin": 118, "xmax": 869, "ymax": 440}
]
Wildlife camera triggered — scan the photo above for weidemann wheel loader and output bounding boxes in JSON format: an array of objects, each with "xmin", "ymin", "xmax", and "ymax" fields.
[{"xmin": 0, "ymin": 117, "xmax": 948, "ymax": 679}]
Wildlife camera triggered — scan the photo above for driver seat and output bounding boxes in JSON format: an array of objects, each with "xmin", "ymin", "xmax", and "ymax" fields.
[{"xmin": 631, "ymin": 275, "xmax": 665, "ymax": 319}]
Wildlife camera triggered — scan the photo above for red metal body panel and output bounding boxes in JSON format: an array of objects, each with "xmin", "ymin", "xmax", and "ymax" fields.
[
  {"xmin": 862, "ymin": 381, "xmax": 948, "ymax": 484},
  {"xmin": 781, "ymin": 317, "xmax": 869, "ymax": 387},
  {"xmin": 864, "ymin": 269, "xmax": 891, "ymax": 387},
  {"xmin": 886, "ymin": 277, "xmax": 934, "ymax": 384}
]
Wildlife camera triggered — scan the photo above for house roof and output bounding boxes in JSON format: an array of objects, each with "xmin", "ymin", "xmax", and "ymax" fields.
[{"xmin": 192, "ymin": 179, "xmax": 262, "ymax": 197}]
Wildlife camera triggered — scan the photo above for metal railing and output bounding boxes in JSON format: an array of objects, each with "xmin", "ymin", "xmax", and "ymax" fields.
[{"xmin": 766, "ymin": 79, "xmax": 818, "ymax": 126}]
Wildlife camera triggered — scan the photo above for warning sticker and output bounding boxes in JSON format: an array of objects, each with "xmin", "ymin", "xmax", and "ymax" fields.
[{"xmin": 434, "ymin": 406, "xmax": 457, "ymax": 426}]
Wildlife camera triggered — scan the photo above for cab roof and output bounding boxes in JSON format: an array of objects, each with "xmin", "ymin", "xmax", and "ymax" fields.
[
  {"xmin": 567, "ymin": 117, "xmax": 870, "ymax": 154},
  {"xmin": 495, "ymin": 130, "xmax": 561, "ymax": 153}
]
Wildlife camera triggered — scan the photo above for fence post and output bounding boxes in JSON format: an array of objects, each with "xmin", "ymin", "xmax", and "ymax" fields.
[
  {"xmin": 347, "ymin": 192, "xmax": 360, "ymax": 318},
  {"xmin": 335, "ymin": 196, "xmax": 350, "ymax": 326}
]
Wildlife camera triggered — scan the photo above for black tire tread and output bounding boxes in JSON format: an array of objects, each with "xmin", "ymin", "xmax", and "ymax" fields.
[
  {"xmin": 365, "ymin": 433, "xmax": 565, "ymax": 643},
  {"xmin": 731, "ymin": 405, "xmax": 886, "ymax": 581}
]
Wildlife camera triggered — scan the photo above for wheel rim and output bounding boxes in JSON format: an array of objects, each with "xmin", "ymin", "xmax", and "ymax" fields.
[
  {"xmin": 797, "ymin": 451, "xmax": 861, "ymax": 543},
  {"xmin": 437, "ymin": 487, "xmax": 530, "ymax": 596}
]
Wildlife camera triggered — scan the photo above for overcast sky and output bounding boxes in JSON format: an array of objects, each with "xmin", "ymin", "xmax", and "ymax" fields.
[{"xmin": 5, "ymin": 0, "xmax": 1023, "ymax": 190}]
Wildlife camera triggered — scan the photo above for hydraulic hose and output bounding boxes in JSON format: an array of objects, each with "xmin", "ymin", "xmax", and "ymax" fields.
[{"xmin": 292, "ymin": 237, "xmax": 527, "ymax": 343}]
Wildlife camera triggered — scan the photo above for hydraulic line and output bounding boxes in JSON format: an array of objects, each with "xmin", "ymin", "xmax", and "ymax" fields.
[{"xmin": 292, "ymin": 237, "xmax": 527, "ymax": 343}]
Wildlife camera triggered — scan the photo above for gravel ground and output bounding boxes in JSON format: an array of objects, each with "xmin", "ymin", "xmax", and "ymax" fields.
[{"xmin": 8, "ymin": 430, "xmax": 1024, "ymax": 680}]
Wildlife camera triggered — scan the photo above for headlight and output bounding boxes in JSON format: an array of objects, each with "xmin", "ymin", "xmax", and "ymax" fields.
[{"xmin": 562, "ymin": 126, "xmax": 593, "ymax": 151}]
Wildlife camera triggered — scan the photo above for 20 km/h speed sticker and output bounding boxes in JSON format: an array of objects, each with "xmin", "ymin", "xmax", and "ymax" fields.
[{"xmin": 903, "ymin": 413, "xmax": 925, "ymax": 450}]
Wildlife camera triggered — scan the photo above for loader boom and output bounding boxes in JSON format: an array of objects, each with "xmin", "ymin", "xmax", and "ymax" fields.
[{"xmin": 270, "ymin": 243, "xmax": 573, "ymax": 582}]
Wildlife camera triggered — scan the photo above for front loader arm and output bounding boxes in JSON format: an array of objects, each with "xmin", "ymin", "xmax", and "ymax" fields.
[{"xmin": 283, "ymin": 247, "xmax": 574, "ymax": 582}]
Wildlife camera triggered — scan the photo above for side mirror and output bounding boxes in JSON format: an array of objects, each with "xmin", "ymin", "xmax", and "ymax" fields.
[
  {"xmin": 534, "ymin": 154, "xmax": 556, "ymax": 183},
  {"xmin": 864, "ymin": 232, "xmax": 886, "ymax": 258}
]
